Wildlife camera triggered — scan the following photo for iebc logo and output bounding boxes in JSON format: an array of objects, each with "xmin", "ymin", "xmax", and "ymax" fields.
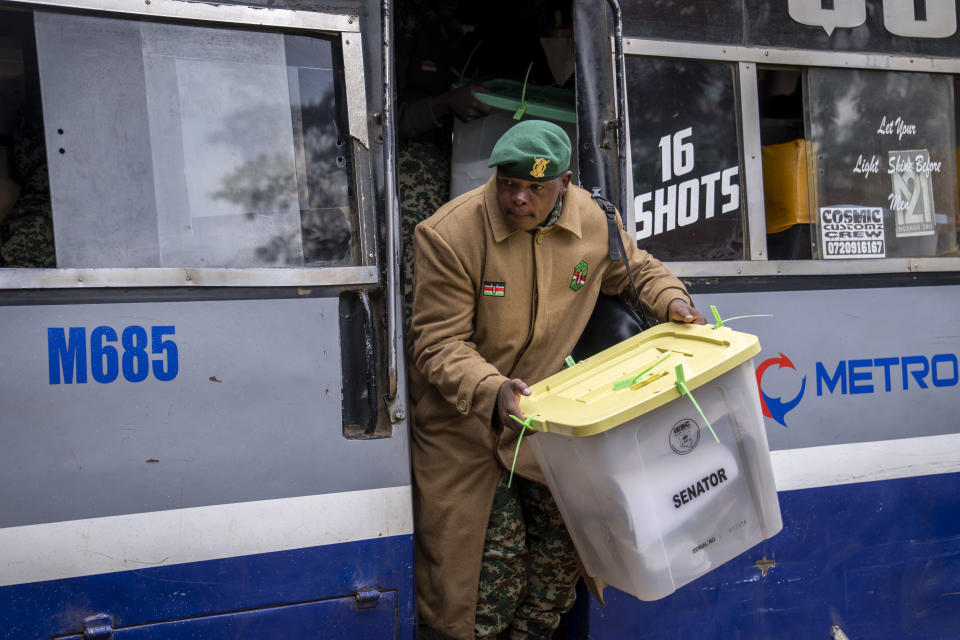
[{"xmin": 669, "ymin": 419, "xmax": 701, "ymax": 455}]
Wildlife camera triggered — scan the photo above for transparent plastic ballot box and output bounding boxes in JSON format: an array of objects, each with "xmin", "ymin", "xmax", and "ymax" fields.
[
  {"xmin": 449, "ymin": 79, "xmax": 578, "ymax": 199},
  {"xmin": 520, "ymin": 323, "xmax": 783, "ymax": 601}
]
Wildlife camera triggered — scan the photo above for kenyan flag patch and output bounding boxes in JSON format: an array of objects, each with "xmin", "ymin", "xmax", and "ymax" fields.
[
  {"xmin": 482, "ymin": 281, "xmax": 505, "ymax": 297},
  {"xmin": 570, "ymin": 260, "xmax": 588, "ymax": 291}
]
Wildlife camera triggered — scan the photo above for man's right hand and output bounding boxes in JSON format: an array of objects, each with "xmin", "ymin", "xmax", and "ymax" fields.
[{"xmin": 496, "ymin": 378, "xmax": 532, "ymax": 434}]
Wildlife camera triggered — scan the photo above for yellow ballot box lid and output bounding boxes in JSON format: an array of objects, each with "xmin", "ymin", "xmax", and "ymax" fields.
[{"xmin": 519, "ymin": 323, "xmax": 761, "ymax": 437}]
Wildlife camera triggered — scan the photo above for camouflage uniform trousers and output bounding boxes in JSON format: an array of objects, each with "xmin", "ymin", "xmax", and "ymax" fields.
[
  {"xmin": 474, "ymin": 470, "xmax": 581, "ymax": 639},
  {"xmin": 0, "ymin": 113, "xmax": 55, "ymax": 268},
  {"xmin": 1, "ymin": 193, "xmax": 55, "ymax": 268},
  {"xmin": 399, "ymin": 139, "xmax": 450, "ymax": 332}
]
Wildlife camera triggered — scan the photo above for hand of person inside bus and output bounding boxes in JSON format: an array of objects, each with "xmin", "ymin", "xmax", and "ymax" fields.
[
  {"xmin": 432, "ymin": 84, "xmax": 492, "ymax": 122},
  {"xmin": 496, "ymin": 378, "xmax": 532, "ymax": 434},
  {"xmin": 667, "ymin": 298, "xmax": 707, "ymax": 325}
]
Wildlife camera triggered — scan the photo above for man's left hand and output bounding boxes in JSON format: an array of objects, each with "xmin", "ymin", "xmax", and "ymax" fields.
[{"xmin": 667, "ymin": 298, "xmax": 706, "ymax": 324}]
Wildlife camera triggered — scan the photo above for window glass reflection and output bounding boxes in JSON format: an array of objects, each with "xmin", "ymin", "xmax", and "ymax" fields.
[
  {"xmin": 27, "ymin": 12, "xmax": 356, "ymax": 268},
  {"xmin": 805, "ymin": 68, "xmax": 959, "ymax": 259}
]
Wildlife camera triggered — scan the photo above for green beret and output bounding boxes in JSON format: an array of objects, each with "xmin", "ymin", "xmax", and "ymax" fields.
[{"xmin": 487, "ymin": 120, "xmax": 571, "ymax": 182}]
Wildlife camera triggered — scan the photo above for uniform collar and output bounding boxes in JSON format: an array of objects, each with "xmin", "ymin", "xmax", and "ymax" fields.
[{"xmin": 484, "ymin": 175, "xmax": 584, "ymax": 243}]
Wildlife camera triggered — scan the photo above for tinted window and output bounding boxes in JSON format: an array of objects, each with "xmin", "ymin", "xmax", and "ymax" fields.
[
  {"xmin": 621, "ymin": 0, "xmax": 743, "ymax": 44},
  {"xmin": 805, "ymin": 68, "xmax": 958, "ymax": 259},
  {"xmin": 627, "ymin": 56, "xmax": 745, "ymax": 260}
]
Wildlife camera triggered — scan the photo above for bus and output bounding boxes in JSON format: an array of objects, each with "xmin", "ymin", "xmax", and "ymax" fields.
[{"xmin": 0, "ymin": 0, "xmax": 958, "ymax": 638}]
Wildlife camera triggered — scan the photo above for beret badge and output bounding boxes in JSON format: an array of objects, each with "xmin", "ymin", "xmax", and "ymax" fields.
[{"xmin": 530, "ymin": 157, "xmax": 550, "ymax": 179}]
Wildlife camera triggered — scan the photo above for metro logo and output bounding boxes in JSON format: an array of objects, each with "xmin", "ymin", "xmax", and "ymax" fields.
[
  {"xmin": 756, "ymin": 351, "xmax": 959, "ymax": 426},
  {"xmin": 816, "ymin": 354, "xmax": 959, "ymax": 395},
  {"xmin": 756, "ymin": 353, "xmax": 806, "ymax": 427}
]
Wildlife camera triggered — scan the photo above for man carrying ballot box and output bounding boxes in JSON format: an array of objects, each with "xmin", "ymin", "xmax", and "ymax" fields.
[{"xmin": 408, "ymin": 119, "xmax": 705, "ymax": 639}]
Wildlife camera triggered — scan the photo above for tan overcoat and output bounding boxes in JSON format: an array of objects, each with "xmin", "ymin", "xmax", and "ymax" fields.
[{"xmin": 408, "ymin": 177, "xmax": 691, "ymax": 640}]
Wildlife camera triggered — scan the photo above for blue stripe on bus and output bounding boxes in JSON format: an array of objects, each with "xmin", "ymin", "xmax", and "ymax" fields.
[
  {"xmin": 0, "ymin": 534, "xmax": 414, "ymax": 639},
  {"xmin": 569, "ymin": 471, "xmax": 960, "ymax": 639}
]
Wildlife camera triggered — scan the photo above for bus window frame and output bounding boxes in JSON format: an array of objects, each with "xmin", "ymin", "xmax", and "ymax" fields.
[
  {"xmin": 0, "ymin": 0, "xmax": 379, "ymax": 289},
  {"xmin": 621, "ymin": 36, "xmax": 960, "ymax": 278}
]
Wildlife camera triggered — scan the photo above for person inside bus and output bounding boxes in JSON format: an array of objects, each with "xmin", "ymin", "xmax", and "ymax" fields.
[
  {"xmin": 0, "ymin": 17, "xmax": 55, "ymax": 268},
  {"xmin": 408, "ymin": 120, "xmax": 705, "ymax": 640},
  {"xmin": 396, "ymin": 0, "xmax": 491, "ymax": 330},
  {"xmin": 396, "ymin": 0, "xmax": 576, "ymax": 332},
  {"xmin": 0, "ymin": 107, "xmax": 54, "ymax": 268}
]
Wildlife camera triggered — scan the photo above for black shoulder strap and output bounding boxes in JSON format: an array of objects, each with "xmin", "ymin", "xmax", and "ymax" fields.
[{"xmin": 592, "ymin": 192, "xmax": 652, "ymax": 327}]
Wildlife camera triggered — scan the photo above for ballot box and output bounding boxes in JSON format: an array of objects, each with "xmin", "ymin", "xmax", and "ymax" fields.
[
  {"xmin": 449, "ymin": 79, "xmax": 577, "ymax": 199},
  {"xmin": 520, "ymin": 323, "xmax": 782, "ymax": 601}
]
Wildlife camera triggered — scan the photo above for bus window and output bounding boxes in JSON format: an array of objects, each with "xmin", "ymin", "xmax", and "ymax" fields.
[
  {"xmin": 956, "ymin": 75, "xmax": 960, "ymax": 245},
  {"xmin": 760, "ymin": 65, "xmax": 960, "ymax": 262},
  {"xmin": 1, "ymin": 9, "xmax": 359, "ymax": 269},
  {"xmin": 627, "ymin": 56, "xmax": 745, "ymax": 261},
  {"xmin": 804, "ymin": 68, "xmax": 958, "ymax": 260},
  {"xmin": 758, "ymin": 67, "xmax": 811, "ymax": 260}
]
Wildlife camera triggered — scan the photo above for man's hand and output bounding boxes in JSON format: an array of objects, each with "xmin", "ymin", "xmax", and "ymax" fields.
[
  {"xmin": 436, "ymin": 85, "xmax": 492, "ymax": 122},
  {"xmin": 668, "ymin": 298, "xmax": 706, "ymax": 325},
  {"xmin": 496, "ymin": 378, "xmax": 532, "ymax": 434}
]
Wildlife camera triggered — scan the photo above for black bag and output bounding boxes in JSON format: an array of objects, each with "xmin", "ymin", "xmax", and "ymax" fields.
[{"xmin": 570, "ymin": 194, "xmax": 656, "ymax": 362}]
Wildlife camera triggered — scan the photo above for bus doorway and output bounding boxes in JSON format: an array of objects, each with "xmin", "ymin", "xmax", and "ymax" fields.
[{"xmin": 394, "ymin": 0, "xmax": 579, "ymax": 324}]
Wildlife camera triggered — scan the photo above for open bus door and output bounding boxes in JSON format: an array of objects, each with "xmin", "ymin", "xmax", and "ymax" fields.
[
  {"xmin": 0, "ymin": 1, "xmax": 415, "ymax": 638},
  {"xmin": 564, "ymin": 1, "xmax": 960, "ymax": 638}
]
